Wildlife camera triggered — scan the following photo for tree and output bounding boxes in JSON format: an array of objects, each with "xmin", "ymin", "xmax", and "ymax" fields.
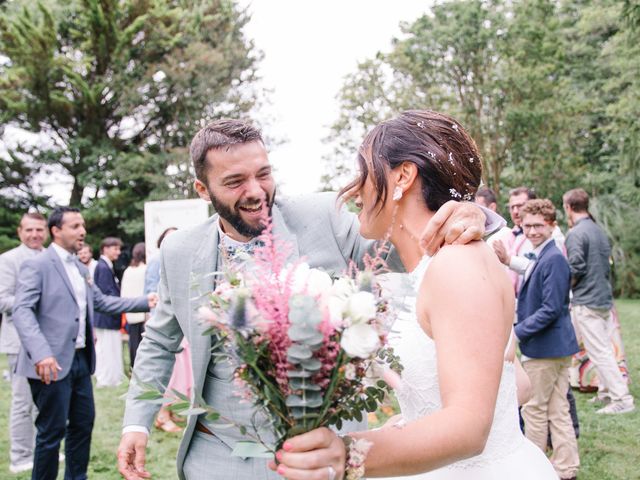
[
  {"xmin": 322, "ymin": 0, "xmax": 512, "ymax": 194},
  {"xmin": 323, "ymin": 0, "xmax": 640, "ymax": 296},
  {"xmin": 0, "ymin": 0, "xmax": 264, "ymax": 246}
]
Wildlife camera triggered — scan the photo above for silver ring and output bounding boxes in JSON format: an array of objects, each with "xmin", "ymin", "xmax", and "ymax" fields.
[{"xmin": 327, "ymin": 465, "xmax": 337, "ymax": 480}]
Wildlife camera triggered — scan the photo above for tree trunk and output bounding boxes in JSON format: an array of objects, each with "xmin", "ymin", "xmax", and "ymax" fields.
[{"xmin": 69, "ymin": 177, "xmax": 84, "ymax": 207}]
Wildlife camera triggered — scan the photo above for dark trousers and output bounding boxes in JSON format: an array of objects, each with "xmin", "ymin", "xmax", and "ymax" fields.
[
  {"xmin": 128, "ymin": 322, "xmax": 145, "ymax": 368},
  {"xmin": 29, "ymin": 350, "xmax": 95, "ymax": 480}
]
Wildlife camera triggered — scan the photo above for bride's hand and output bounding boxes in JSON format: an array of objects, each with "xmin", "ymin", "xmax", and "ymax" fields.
[
  {"xmin": 420, "ymin": 200, "xmax": 485, "ymax": 255},
  {"xmin": 268, "ymin": 427, "xmax": 346, "ymax": 480}
]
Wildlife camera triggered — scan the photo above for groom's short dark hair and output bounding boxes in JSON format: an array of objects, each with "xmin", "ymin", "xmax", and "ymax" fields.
[{"xmin": 190, "ymin": 119, "xmax": 264, "ymax": 182}]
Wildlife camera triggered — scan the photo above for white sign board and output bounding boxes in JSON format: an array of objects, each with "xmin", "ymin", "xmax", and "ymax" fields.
[{"xmin": 144, "ymin": 198, "xmax": 210, "ymax": 259}]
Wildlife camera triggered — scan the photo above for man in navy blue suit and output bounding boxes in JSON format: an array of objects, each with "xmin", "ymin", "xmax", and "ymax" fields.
[
  {"xmin": 515, "ymin": 199, "xmax": 580, "ymax": 480},
  {"xmin": 93, "ymin": 237, "xmax": 126, "ymax": 387}
]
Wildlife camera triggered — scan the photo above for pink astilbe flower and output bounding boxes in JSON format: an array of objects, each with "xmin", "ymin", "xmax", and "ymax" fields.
[{"xmin": 250, "ymin": 218, "xmax": 298, "ymax": 395}]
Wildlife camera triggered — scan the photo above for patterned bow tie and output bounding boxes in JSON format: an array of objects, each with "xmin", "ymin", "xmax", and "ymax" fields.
[
  {"xmin": 219, "ymin": 240, "xmax": 264, "ymax": 261},
  {"xmin": 512, "ymin": 226, "xmax": 523, "ymax": 236},
  {"xmin": 524, "ymin": 252, "xmax": 537, "ymax": 261}
]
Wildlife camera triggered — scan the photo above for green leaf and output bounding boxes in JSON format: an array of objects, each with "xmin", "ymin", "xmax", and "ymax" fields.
[
  {"xmin": 135, "ymin": 391, "xmax": 164, "ymax": 401},
  {"xmin": 205, "ymin": 412, "xmax": 220, "ymax": 422},
  {"xmin": 231, "ymin": 441, "xmax": 274, "ymax": 459}
]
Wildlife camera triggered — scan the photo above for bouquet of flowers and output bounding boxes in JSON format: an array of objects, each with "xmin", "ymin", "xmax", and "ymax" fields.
[{"xmin": 140, "ymin": 222, "xmax": 402, "ymax": 457}]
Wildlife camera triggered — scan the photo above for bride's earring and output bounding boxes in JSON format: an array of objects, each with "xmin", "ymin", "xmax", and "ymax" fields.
[{"xmin": 392, "ymin": 186, "xmax": 403, "ymax": 201}]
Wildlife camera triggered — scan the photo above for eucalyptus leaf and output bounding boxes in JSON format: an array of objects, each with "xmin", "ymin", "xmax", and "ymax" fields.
[
  {"xmin": 290, "ymin": 378, "xmax": 322, "ymax": 391},
  {"xmin": 286, "ymin": 394, "xmax": 323, "ymax": 408},
  {"xmin": 175, "ymin": 407, "xmax": 208, "ymax": 416},
  {"xmin": 288, "ymin": 325, "xmax": 324, "ymax": 344},
  {"xmin": 287, "ymin": 344, "xmax": 313, "ymax": 360},
  {"xmin": 298, "ymin": 358, "xmax": 322, "ymax": 370},
  {"xmin": 231, "ymin": 441, "xmax": 274, "ymax": 459}
]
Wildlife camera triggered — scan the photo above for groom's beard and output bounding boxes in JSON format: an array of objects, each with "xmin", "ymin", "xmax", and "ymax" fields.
[{"xmin": 209, "ymin": 188, "xmax": 276, "ymax": 239}]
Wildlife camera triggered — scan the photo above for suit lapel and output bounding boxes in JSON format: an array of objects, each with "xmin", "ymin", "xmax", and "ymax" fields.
[
  {"xmin": 48, "ymin": 247, "xmax": 78, "ymax": 302},
  {"xmin": 271, "ymin": 205, "xmax": 300, "ymax": 263},
  {"xmin": 520, "ymin": 241, "xmax": 555, "ymax": 290},
  {"xmin": 189, "ymin": 218, "xmax": 218, "ymax": 402}
]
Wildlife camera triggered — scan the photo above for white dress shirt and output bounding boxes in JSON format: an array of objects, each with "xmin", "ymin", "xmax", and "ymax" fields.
[{"xmin": 51, "ymin": 243, "xmax": 87, "ymax": 349}]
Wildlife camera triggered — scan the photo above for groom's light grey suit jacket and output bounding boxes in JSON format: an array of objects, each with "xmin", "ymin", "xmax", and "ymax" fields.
[{"xmin": 124, "ymin": 192, "xmax": 389, "ymax": 479}]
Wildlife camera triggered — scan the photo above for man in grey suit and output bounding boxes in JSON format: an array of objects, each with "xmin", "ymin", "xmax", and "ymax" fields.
[
  {"xmin": 12, "ymin": 207, "xmax": 157, "ymax": 480},
  {"xmin": 0, "ymin": 212, "xmax": 48, "ymax": 474},
  {"xmin": 118, "ymin": 119, "xmax": 500, "ymax": 480}
]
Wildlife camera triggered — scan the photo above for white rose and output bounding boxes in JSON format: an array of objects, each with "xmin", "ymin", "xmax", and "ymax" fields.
[
  {"xmin": 288, "ymin": 263, "xmax": 311, "ymax": 294},
  {"xmin": 330, "ymin": 277, "xmax": 356, "ymax": 299},
  {"xmin": 344, "ymin": 291, "xmax": 377, "ymax": 325},
  {"xmin": 306, "ymin": 269, "xmax": 333, "ymax": 297},
  {"xmin": 340, "ymin": 323, "xmax": 381, "ymax": 358},
  {"xmin": 327, "ymin": 295, "xmax": 347, "ymax": 329}
]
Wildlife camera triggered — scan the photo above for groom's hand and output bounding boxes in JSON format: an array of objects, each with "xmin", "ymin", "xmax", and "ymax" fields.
[
  {"xmin": 118, "ymin": 432, "xmax": 151, "ymax": 479},
  {"xmin": 421, "ymin": 200, "xmax": 485, "ymax": 255}
]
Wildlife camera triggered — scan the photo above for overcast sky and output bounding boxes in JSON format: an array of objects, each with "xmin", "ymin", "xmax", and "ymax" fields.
[
  {"xmin": 2, "ymin": 1, "xmax": 432, "ymax": 203},
  {"xmin": 224, "ymin": 0, "xmax": 431, "ymax": 195}
]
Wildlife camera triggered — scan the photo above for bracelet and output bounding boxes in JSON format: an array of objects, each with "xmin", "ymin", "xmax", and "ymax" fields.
[{"xmin": 340, "ymin": 435, "xmax": 373, "ymax": 480}]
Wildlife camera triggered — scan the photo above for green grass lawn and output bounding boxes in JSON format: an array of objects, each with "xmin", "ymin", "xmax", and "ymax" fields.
[{"xmin": 1, "ymin": 299, "xmax": 639, "ymax": 479}]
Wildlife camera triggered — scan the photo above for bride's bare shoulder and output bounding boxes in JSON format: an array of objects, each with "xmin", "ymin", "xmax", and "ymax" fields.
[{"xmin": 427, "ymin": 241, "xmax": 494, "ymax": 274}]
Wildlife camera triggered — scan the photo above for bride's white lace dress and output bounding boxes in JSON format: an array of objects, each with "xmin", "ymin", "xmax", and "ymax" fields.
[{"xmin": 378, "ymin": 257, "xmax": 557, "ymax": 479}]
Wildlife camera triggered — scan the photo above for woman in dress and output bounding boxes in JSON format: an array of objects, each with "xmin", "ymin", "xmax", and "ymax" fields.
[
  {"xmin": 121, "ymin": 242, "xmax": 147, "ymax": 368},
  {"xmin": 271, "ymin": 110, "xmax": 556, "ymax": 479}
]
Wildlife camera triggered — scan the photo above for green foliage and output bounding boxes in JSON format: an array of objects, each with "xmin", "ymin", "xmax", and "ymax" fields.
[
  {"xmin": 323, "ymin": 0, "xmax": 640, "ymax": 296},
  {"xmin": 0, "ymin": 0, "xmax": 263, "ymax": 245}
]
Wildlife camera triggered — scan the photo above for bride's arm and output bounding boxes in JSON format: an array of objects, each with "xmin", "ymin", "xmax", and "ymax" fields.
[
  {"xmin": 273, "ymin": 244, "xmax": 511, "ymax": 479},
  {"xmin": 359, "ymin": 244, "xmax": 507, "ymax": 476}
]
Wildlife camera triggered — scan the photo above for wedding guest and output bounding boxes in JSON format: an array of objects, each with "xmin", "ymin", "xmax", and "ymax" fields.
[
  {"xmin": 515, "ymin": 199, "xmax": 580, "ymax": 480},
  {"xmin": 121, "ymin": 242, "xmax": 147, "ymax": 368},
  {"xmin": 144, "ymin": 227, "xmax": 184, "ymax": 433},
  {"xmin": 12, "ymin": 207, "xmax": 154, "ymax": 480},
  {"xmin": 94, "ymin": 237, "xmax": 125, "ymax": 387},
  {"xmin": 0, "ymin": 212, "xmax": 47, "ymax": 474},
  {"xmin": 493, "ymin": 187, "xmax": 537, "ymax": 295},
  {"xmin": 563, "ymin": 188, "xmax": 635, "ymax": 414},
  {"xmin": 77, "ymin": 243, "xmax": 97, "ymax": 277},
  {"xmin": 494, "ymin": 188, "xmax": 566, "ymax": 297},
  {"xmin": 143, "ymin": 227, "xmax": 177, "ymax": 300}
]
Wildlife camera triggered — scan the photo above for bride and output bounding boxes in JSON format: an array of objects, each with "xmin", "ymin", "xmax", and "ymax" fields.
[{"xmin": 269, "ymin": 110, "xmax": 557, "ymax": 479}]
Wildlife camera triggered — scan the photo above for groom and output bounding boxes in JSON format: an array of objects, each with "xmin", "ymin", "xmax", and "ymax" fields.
[{"xmin": 117, "ymin": 119, "xmax": 503, "ymax": 480}]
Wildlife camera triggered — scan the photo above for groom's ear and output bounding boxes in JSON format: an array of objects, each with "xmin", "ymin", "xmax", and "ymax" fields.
[{"xmin": 194, "ymin": 179, "xmax": 211, "ymax": 202}]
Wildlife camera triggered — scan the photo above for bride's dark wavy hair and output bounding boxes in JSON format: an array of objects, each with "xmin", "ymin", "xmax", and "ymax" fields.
[{"xmin": 340, "ymin": 110, "xmax": 483, "ymax": 214}]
